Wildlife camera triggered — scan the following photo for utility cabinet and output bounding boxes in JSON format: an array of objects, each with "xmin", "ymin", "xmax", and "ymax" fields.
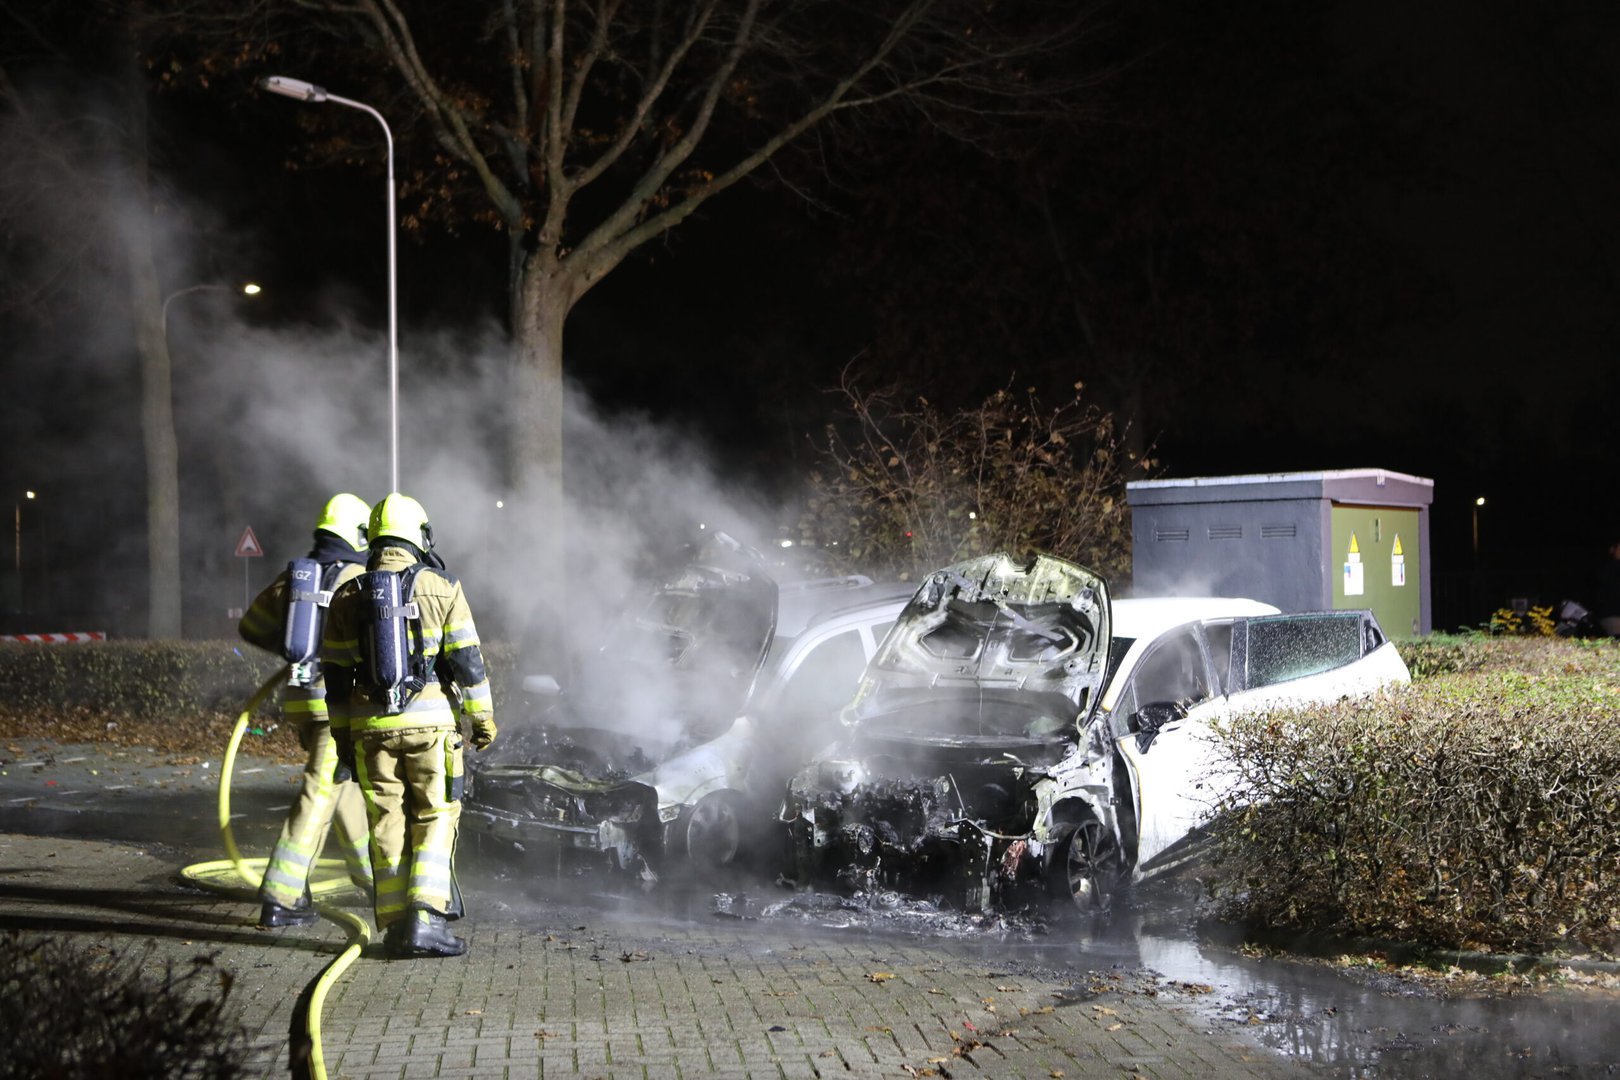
[{"xmin": 1126, "ymin": 469, "xmax": 1434, "ymax": 637}]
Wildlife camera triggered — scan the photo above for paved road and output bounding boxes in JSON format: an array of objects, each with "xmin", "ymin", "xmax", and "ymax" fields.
[{"xmin": 0, "ymin": 829, "xmax": 1305, "ymax": 1079}]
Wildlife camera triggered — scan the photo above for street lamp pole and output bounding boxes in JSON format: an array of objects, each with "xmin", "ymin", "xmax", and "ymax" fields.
[
  {"xmin": 262, "ymin": 75, "xmax": 400, "ymax": 493},
  {"xmin": 14, "ymin": 490, "xmax": 33, "ymax": 612}
]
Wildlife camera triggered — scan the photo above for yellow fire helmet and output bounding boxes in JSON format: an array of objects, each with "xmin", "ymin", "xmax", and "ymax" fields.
[
  {"xmin": 368, "ymin": 492, "xmax": 433, "ymax": 551},
  {"xmin": 314, "ymin": 492, "xmax": 371, "ymax": 552}
]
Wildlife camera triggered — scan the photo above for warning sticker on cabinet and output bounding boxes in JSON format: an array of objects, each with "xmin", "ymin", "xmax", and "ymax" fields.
[{"xmin": 1344, "ymin": 531, "xmax": 1364, "ymax": 596}]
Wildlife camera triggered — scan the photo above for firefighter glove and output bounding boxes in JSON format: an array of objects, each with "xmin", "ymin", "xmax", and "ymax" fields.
[{"xmin": 471, "ymin": 717, "xmax": 497, "ymax": 751}]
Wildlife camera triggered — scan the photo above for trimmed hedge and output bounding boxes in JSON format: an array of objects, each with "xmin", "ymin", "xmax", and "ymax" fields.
[
  {"xmin": 0, "ymin": 640, "xmax": 526, "ymax": 753},
  {"xmin": 1205, "ymin": 636, "xmax": 1620, "ymax": 955}
]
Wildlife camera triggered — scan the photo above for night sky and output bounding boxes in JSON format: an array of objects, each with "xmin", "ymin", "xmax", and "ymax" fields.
[{"xmin": 2, "ymin": 1, "xmax": 1616, "ymax": 636}]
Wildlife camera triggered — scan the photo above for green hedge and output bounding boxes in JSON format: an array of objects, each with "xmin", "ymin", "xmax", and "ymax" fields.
[
  {"xmin": 0, "ymin": 640, "xmax": 527, "ymax": 724},
  {"xmin": 1205, "ymin": 637, "xmax": 1620, "ymax": 954}
]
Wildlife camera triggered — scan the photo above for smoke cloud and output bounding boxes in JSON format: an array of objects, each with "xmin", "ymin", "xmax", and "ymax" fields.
[{"xmin": 0, "ymin": 71, "xmax": 803, "ymax": 659}]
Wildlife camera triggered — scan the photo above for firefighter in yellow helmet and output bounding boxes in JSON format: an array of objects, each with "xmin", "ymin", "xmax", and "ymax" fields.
[
  {"xmin": 238, "ymin": 493, "xmax": 375, "ymax": 928},
  {"xmin": 321, "ymin": 493, "xmax": 496, "ymax": 957}
]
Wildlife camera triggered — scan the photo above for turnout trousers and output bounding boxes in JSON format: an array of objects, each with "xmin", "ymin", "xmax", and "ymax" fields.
[
  {"xmin": 259, "ymin": 720, "xmax": 373, "ymax": 909},
  {"xmin": 355, "ymin": 727, "xmax": 464, "ymax": 930}
]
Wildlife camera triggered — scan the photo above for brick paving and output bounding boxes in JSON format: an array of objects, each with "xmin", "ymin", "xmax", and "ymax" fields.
[{"xmin": 0, "ymin": 832, "xmax": 1307, "ymax": 1079}]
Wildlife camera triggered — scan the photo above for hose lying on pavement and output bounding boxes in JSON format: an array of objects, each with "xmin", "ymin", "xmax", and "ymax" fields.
[{"xmin": 179, "ymin": 666, "xmax": 372, "ymax": 1080}]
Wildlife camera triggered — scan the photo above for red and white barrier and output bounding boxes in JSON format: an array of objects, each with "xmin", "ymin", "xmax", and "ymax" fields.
[{"xmin": 0, "ymin": 632, "xmax": 107, "ymax": 644}]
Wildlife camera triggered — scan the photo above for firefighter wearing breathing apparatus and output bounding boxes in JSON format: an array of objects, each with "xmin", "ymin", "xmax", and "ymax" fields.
[
  {"xmin": 321, "ymin": 493, "xmax": 497, "ymax": 958},
  {"xmin": 238, "ymin": 493, "xmax": 376, "ymax": 929}
]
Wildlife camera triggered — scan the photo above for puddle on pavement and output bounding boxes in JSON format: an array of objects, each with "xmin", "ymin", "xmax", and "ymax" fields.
[{"xmin": 470, "ymin": 855, "xmax": 1620, "ymax": 1079}]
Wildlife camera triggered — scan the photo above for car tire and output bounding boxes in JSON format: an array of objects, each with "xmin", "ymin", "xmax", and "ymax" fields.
[
  {"xmin": 679, "ymin": 791, "xmax": 745, "ymax": 872},
  {"xmin": 1050, "ymin": 819, "xmax": 1115, "ymax": 914}
]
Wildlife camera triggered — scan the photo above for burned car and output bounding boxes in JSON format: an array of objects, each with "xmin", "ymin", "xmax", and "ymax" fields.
[
  {"xmin": 780, "ymin": 552, "xmax": 1112, "ymax": 911},
  {"xmin": 782, "ymin": 555, "xmax": 1412, "ymax": 914},
  {"xmin": 1038, "ymin": 599, "xmax": 1411, "ymax": 909},
  {"xmin": 463, "ymin": 532, "xmax": 912, "ymax": 881}
]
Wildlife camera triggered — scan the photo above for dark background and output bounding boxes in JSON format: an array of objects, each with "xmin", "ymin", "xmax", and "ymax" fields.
[{"xmin": 2, "ymin": 0, "xmax": 1616, "ymax": 637}]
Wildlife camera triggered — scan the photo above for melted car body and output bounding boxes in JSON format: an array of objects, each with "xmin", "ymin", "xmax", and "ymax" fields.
[
  {"xmin": 781, "ymin": 552, "xmax": 1111, "ymax": 911},
  {"xmin": 464, "ymin": 533, "xmax": 912, "ymax": 880}
]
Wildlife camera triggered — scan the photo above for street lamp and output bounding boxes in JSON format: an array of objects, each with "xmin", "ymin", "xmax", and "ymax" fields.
[
  {"xmin": 161, "ymin": 282, "xmax": 262, "ymax": 336},
  {"xmin": 262, "ymin": 74, "xmax": 400, "ymax": 493}
]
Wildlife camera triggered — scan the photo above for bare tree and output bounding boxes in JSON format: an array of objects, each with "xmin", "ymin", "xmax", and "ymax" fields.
[
  {"xmin": 158, "ymin": 1, "xmax": 1101, "ymax": 509},
  {"xmin": 798, "ymin": 372, "xmax": 1148, "ymax": 581}
]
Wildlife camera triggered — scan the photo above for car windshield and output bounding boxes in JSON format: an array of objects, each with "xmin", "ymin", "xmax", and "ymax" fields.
[{"xmin": 618, "ymin": 588, "xmax": 773, "ymax": 676}]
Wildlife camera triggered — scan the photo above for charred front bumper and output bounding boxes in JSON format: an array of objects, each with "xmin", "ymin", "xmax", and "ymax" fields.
[
  {"xmin": 464, "ymin": 765, "xmax": 664, "ymax": 873},
  {"xmin": 781, "ymin": 760, "xmax": 1049, "ymax": 911}
]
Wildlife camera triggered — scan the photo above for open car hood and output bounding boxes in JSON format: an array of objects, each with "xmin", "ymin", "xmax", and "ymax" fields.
[
  {"xmin": 842, "ymin": 553, "xmax": 1110, "ymax": 749},
  {"xmin": 493, "ymin": 531, "xmax": 777, "ymax": 778},
  {"xmin": 576, "ymin": 531, "xmax": 777, "ymax": 733}
]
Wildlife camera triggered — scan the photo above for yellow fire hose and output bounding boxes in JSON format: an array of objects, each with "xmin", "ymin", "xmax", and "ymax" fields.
[{"xmin": 180, "ymin": 666, "xmax": 372, "ymax": 1080}]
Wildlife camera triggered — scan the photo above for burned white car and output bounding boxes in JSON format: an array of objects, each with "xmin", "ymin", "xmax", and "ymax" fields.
[
  {"xmin": 1039, "ymin": 599, "xmax": 1411, "ymax": 909},
  {"xmin": 782, "ymin": 557, "xmax": 1412, "ymax": 913},
  {"xmin": 779, "ymin": 552, "xmax": 1112, "ymax": 911},
  {"xmin": 464, "ymin": 533, "xmax": 912, "ymax": 881}
]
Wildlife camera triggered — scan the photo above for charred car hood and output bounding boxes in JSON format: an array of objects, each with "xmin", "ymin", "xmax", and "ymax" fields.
[{"xmin": 840, "ymin": 552, "xmax": 1110, "ymax": 753}]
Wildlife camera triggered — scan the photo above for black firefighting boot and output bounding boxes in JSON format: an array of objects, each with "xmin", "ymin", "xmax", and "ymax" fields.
[
  {"xmin": 389, "ymin": 908, "xmax": 467, "ymax": 958},
  {"xmin": 257, "ymin": 888, "xmax": 319, "ymax": 929}
]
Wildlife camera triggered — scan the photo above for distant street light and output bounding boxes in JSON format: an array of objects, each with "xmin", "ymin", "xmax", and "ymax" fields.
[
  {"xmin": 161, "ymin": 282, "xmax": 262, "ymax": 335},
  {"xmin": 262, "ymin": 74, "xmax": 400, "ymax": 493}
]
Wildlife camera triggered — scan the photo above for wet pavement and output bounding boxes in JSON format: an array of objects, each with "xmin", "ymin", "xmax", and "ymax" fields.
[{"xmin": 3, "ymin": 739, "xmax": 1620, "ymax": 1077}]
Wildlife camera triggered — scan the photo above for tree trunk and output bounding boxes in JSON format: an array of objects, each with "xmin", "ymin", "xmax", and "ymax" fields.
[
  {"xmin": 509, "ymin": 253, "xmax": 567, "ymax": 502},
  {"xmin": 507, "ymin": 249, "xmax": 570, "ymax": 660},
  {"xmin": 125, "ymin": 61, "xmax": 182, "ymax": 640}
]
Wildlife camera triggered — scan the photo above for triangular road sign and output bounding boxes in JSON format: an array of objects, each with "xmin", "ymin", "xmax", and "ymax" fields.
[{"xmin": 235, "ymin": 526, "xmax": 264, "ymax": 558}]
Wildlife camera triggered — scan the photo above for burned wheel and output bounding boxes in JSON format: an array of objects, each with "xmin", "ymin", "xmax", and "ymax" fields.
[
  {"xmin": 681, "ymin": 791, "xmax": 743, "ymax": 871},
  {"xmin": 1052, "ymin": 819, "xmax": 1114, "ymax": 914}
]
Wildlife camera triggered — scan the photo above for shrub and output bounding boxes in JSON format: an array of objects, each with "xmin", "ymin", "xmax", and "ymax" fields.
[
  {"xmin": 0, "ymin": 933, "xmax": 250, "ymax": 1080},
  {"xmin": 0, "ymin": 640, "xmax": 525, "ymax": 753},
  {"xmin": 1204, "ymin": 638, "xmax": 1620, "ymax": 954},
  {"xmin": 1395, "ymin": 632, "xmax": 1488, "ymax": 679}
]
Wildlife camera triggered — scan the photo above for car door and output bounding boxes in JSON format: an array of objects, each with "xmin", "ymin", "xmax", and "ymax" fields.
[{"xmin": 1110, "ymin": 623, "xmax": 1230, "ymax": 876}]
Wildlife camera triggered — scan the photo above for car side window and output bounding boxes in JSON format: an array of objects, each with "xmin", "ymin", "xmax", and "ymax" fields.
[
  {"xmin": 1128, "ymin": 629, "xmax": 1211, "ymax": 712},
  {"xmin": 1244, "ymin": 614, "xmax": 1366, "ymax": 689},
  {"xmin": 775, "ymin": 629, "xmax": 867, "ymax": 727},
  {"xmin": 1201, "ymin": 622, "xmax": 1235, "ymax": 695}
]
